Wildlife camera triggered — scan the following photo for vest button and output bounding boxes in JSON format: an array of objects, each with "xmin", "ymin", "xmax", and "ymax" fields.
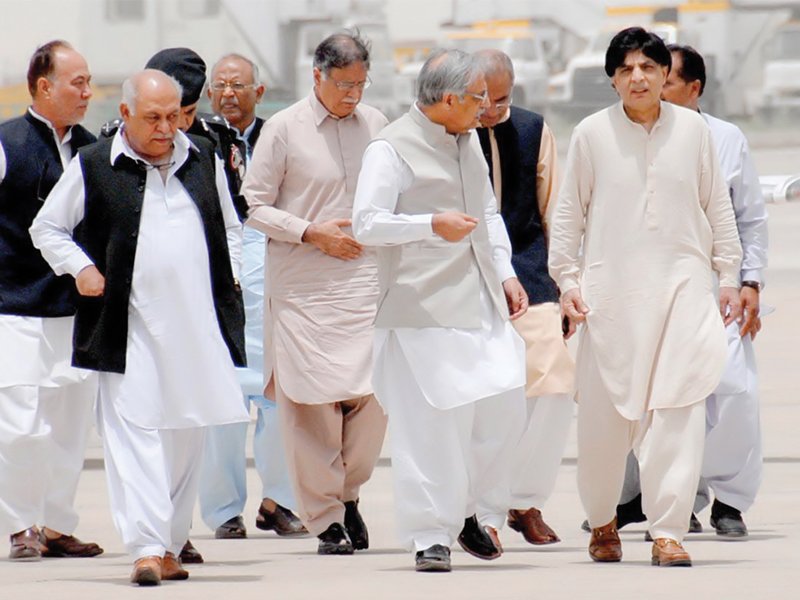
[{"xmin": 130, "ymin": 232, "xmax": 136, "ymax": 238}]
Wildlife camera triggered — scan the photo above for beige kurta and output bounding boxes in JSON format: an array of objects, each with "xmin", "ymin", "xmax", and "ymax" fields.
[
  {"xmin": 242, "ymin": 93, "xmax": 388, "ymax": 404},
  {"xmin": 486, "ymin": 118, "xmax": 575, "ymax": 397},
  {"xmin": 549, "ymin": 102, "xmax": 742, "ymax": 420}
]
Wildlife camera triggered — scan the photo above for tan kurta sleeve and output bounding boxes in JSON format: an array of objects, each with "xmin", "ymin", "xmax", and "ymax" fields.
[
  {"xmin": 536, "ymin": 122, "xmax": 558, "ymax": 241},
  {"xmin": 242, "ymin": 117, "xmax": 311, "ymax": 244},
  {"xmin": 548, "ymin": 127, "xmax": 592, "ymax": 294},
  {"xmin": 698, "ymin": 125, "xmax": 743, "ymax": 288}
]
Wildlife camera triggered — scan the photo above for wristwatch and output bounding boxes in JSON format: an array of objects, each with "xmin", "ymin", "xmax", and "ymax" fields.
[{"xmin": 741, "ymin": 280, "xmax": 760, "ymax": 292}]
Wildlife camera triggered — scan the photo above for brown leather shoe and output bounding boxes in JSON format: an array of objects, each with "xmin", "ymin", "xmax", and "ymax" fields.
[
  {"xmin": 41, "ymin": 532, "xmax": 104, "ymax": 557},
  {"xmin": 130, "ymin": 555, "xmax": 162, "ymax": 586},
  {"xmin": 508, "ymin": 507, "xmax": 561, "ymax": 545},
  {"xmin": 162, "ymin": 552, "xmax": 189, "ymax": 580},
  {"xmin": 589, "ymin": 518, "xmax": 622, "ymax": 562},
  {"xmin": 9, "ymin": 528, "xmax": 46, "ymax": 561},
  {"xmin": 179, "ymin": 539, "xmax": 204, "ymax": 564},
  {"xmin": 651, "ymin": 538, "xmax": 692, "ymax": 567}
]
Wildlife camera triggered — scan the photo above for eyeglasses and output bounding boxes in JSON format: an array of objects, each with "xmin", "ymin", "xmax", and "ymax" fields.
[
  {"xmin": 491, "ymin": 99, "xmax": 512, "ymax": 111},
  {"xmin": 326, "ymin": 76, "xmax": 372, "ymax": 91},
  {"xmin": 209, "ymin": 81, "xmax": 257, "ymax": 92},
  {"xmin": 462, "ymin": 90, "xmax": 488, "ymax": 103}
]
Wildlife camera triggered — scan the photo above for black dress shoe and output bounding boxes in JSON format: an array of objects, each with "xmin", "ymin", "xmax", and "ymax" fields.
[
  {"xmin": 710, "ymin": 500, "xmax": 748, "ymax": 538},
  {"xmin": 344, "ymin": 499, "xmax": 368, "ymax": 550},
  {"xmin": 215, "ymin": 515, "xmax": 247, "ymax": 539},
  {"xmin": 415, "ymin": 544, "xmax": 451, "ymax": 572},
  {"xmin": 179, "ymin": 540, "xmax": 204, "ymax": 564},
  {"xmin": 689, "ymin": 512, "xmax": 703, "ymax": 533},
  {"xmin": 317, "ymin": 523, "xmax": 354, "ymax": 555},
  {"xmin": 256, "ymin": 502, "xmax": 308, "ymax": 537},
  {"xmin": 457, "ymin": 515, "xmax": 501, "ymax": 560},
  {"xmin": 616, "ymin": 493, "xmax": 647, "ymax": 529}
]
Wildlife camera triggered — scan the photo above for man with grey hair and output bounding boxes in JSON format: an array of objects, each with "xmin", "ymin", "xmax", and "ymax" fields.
[
  {"xmin": 31, "ymin": 69, "xmax": 249, "ymax": 585},
  {"xmin": 242, "ymin": 31, "xmax": 388, "ymax": 556},
  {"xmin": 474, "ymin": 49, "xmax": 575, "ymax": 546},
  {"xmin": 200, "ymin": 52, "xmax": 306, "ymax": 541},
  {"xmin": 353, "ymin": 48, "xmax": 528, "ymax": 572}
]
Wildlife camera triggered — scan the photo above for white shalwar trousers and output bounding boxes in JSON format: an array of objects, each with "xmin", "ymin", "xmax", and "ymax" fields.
[
  {"xmin": 696, "ymin": 332, "xmax": 762, "ymax": 513},
  {"xmin": 578, "ymin": 395, "xmax": 705, "ymax": 543},
  {"xmin": 98, "ymin": 395, "xmax": 205, "ymax": 560},
  {"xmin": 509, "ymin": 394, "xmax": 573, "ymax": 510},
  {"xmin": 0, "ymin": 379, "xmax": 95, "ymax": 536},
  {"xmin": 379, "ymin": 342, "xmax": 525, "ymax": 552}
]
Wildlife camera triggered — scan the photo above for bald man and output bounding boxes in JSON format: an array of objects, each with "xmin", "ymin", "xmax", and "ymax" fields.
[{"xmin": 31, "ymin": 69, "xmax": 249, "ymax": 586}]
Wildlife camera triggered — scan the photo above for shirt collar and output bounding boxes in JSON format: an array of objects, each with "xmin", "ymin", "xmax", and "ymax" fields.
[
  {"xmin": 235, "ymin": 117, "xmax": 257, "ymax": 143},
  {"xmin": 27, "ymin": 107, "xmax": 73, "ymax": 145},
  {"xmin": 410, "ymin": 103, "xmax": 467, "ymax": 144},
  {"xmin": 615, "ymin": 100, "xmax": 671, "ymax": 133},
  {"xmin": 110, "ymin": 127, "xmax": 196, "ymax": 169},
  {"xmin": 308, "ymin": 90, "xmax": 359, "ymax": 126}
]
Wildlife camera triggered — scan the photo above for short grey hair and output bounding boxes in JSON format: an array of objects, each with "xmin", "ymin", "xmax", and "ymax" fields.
[
  {"xmin": 121, "ymin": 70, "xmax": 183, "ymax": 115},
  {"xmin": 473, "ymin": 48, "xmax": 515, "ymax": 85},
  {"xmin": 313, "ymin": 30, "xmax": 371, "ymax": 74},
  {"xmin": 211, "ymin": 53, "xmax": 261, "ymax": 85},
  {"xmin": 416, "ymin": 49, "xmax": 480, "ymax": 107}
]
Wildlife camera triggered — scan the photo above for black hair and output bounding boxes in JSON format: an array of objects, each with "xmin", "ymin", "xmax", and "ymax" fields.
[
  {"xmin": 604, "ymin": 27, "xmax": 671, "ymax": 77},
  {"xmin": 27, "ymin": 40, "xmax": 72, "ymax": 97},
  {"xmin": 313, "ymin": 30, "xmax": 371, "ymax": 74},
  {"xmin": 667, "ymin": 43, "xmax": 706, "ymax": 95}
]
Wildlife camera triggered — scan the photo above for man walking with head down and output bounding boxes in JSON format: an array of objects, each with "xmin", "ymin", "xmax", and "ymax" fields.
[
  {"xmin": 31, "ymin": 69, "xmax": 249, "ymax": 585},
  {"xmin": 242, "ymin": 31, "xmax": 388, "ymax": 556},
  {"xmin": 549, "ymin": 27, "xmax": 743, "ymax": 567},
  {"xmin": 353, "ymin": 48, "xmax": 528, "ymax": 573}
]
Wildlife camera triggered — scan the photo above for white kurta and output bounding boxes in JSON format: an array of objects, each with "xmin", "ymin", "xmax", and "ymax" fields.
[
  {"xmin": 353, "ymin": 135, "xmax": 526, "ymax": 410},
  {"xmin": 30, "ymin": 130, "xmax": 248, "ymax": 429},
  {"xmin": 549, "ymin": 102, "xmax": 742, "ymax": 420},
  {"xmin": 0, "ymin": 109, "xmax": 92, "ymax": 389}
]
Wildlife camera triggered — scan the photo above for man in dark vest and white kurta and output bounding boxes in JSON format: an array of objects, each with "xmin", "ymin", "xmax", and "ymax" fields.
[
  {"xmin": 474, "ymin": 49, "xmax": 576, "ymax": 546},
  {"xmin": 353, "ymin": 49, "xmax": 528, "ymax": 573},
  {"xmin": 31, "ymin": 70, "xmax": 249, "ymax": 586},
  {"xmin": 0, "ymin": 40, "xmax": 103, "ymax": 562}
]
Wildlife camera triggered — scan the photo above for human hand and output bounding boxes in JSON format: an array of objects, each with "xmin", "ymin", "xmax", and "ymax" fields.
[
  {"xmin": 738, "ymin": 285, "xmax": 760, "ymax": 338},
  {"xmin": 431, "ymin": 212, "xmax": 478, "ymax": 242},
  {"xmin": 76, "ymin": 265, "xmax": 105, "ymax": 296},
  {"xmin": 303, "ymin": 219, "xmax": 363, "ymax": 260},
  {"xmin": 560, "ymin": 288, "xmax": 589, "ymax": 338},
  {"xmin": 719, "ymin": 286, "xmax": 742, "ymax": 328},
  {"xmin": 503, "ymin": 277, "xmax": 528, "ymax": 320}
]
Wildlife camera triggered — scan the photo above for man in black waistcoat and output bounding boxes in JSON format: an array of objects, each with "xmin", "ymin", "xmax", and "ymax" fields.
[
  {"xmin": 0, "ymin": 40, "xmax": 103, "ymax": 562},
  {"xmin": 31, "ymin": 69, "xmax": 248, "ymax": 586},
  {"xmin": 199, "ymin": 52, "xmax": 307, "ymax": 541},
  {"xmin": 475, "ymin": 49, "xmax": 576, "ymax": 546}
]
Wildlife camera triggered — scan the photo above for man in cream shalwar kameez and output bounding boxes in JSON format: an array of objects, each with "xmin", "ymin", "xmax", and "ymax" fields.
[
  {"xmin": 241, "ymin": 32, "xmax": 387, "ymax": 554},
  {"xmin": 353, "ymin": 49, "xmax": 527, "ymax": 573},
  {"xmin": 548, "ymin": 28, "xmax": 742, "ymax": 567},
  {"xmin": 31, "ymin": 71, "xmax": 249, "ymax": 585}
]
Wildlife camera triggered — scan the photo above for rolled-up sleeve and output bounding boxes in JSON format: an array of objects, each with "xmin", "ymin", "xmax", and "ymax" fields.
[{"xmin": 29, "ymin": 155, "xmax": 93, "ymax": 278}]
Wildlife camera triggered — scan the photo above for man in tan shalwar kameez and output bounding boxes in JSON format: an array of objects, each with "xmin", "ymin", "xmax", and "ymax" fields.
[
  {"xmin": 549, "ymin": 27, "xmax": 742, "ymax": 568},
  {"xmin": 241, "ymin": 32, "xmax": 387, "ymax": 555}
]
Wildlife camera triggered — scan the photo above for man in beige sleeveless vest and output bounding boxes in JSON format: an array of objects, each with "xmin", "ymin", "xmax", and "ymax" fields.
[{"xmin": 353, "ymin": 49, "xmax": 528, "ymax": 573}]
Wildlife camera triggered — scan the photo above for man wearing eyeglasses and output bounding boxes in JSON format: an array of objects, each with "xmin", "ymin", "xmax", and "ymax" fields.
[
  {"xmin": 242, "ymin": 31, "xmax": 388, "ymax": 556},
  {"xmin": 473, "ymin": 49, "xmax": 576, "ymax": 547},
  {"xmin": 199, "ymin": 53, "xmax": 307, "ymax": 542},
  {"xmin": 352, "ymin": 48, "xmax": 528, "ymax": 572}
]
